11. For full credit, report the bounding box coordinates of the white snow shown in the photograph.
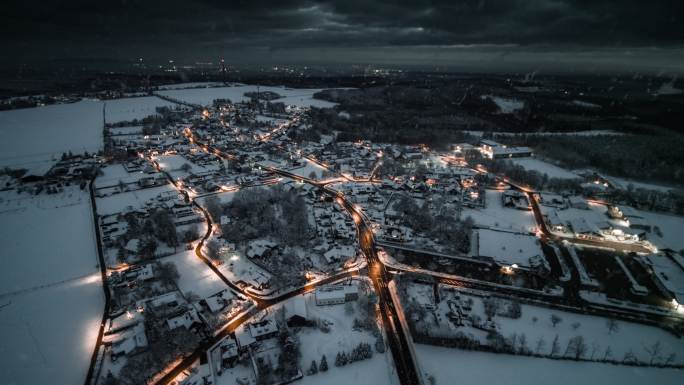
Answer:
[510,158,580,179]
[416,345,682,385]
[0,187,104,385]
[481,95,525,114]
[157,84,336,108]
[103,96,178,123]
[0,96,179,170]
[161,249,228,299]
[95,184,178,216]
[461,190,536,233]
[0,100,103,169]
[476,229,543,268]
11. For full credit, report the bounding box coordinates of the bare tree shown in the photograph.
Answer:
[603,346,613,362]
[590,341,600,360]
[664,352,677,366]
[623,349,638,364]
[606,319,619,334]
[550,334,560,356]
[644,341,663,365]
[565,336,587,360]
[535,336,546,355]
[550,314,562,328]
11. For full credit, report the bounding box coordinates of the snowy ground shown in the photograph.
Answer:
[287,159,329,180]
[510,158,580,179]
[0,187,104,385]
[160,249,227,299]
[609,176,682,194]
[215,286,397,385]
[94,164,150,188]
[416,345,683,385]
[638,210,684,252]
[95,184,178,216]
[476,229,543,267]
[461,190,536,233]
[103,96,179,123]
[157,84,336,108]
[429,287,684,365]
[0,96,179,171]
[481,95,524,113]
[0,100,103,170]
[288,292,396,385]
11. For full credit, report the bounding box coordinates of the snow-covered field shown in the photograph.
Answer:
[416,345,682,385]
[461,190,536,233]
[157,84,336,108]
[161,249,227,299]
[638,210,684,252]
[481,95,524,113]
[0,187,104,385]
[510,158,580,179]
[0,100,103,170]
[291,292,396,385]
[95,184,178,216]
[426,288,684,366]
[287,159,329,180]
[476,229,543,267]
[103,96,178,123]
[0,96,180,171]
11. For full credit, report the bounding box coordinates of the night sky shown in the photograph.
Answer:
[3,0,684,72]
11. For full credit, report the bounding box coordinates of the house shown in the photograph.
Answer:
[283,296,308,327]
[219,337,239,369]
[479,139,533,159]
[166,308,202,330]
[236,318,279,350]
[111,324,148,359]
[638,254,684,305]
[567,196,589,210]
[323,244,355,264]
[315,284,359,306]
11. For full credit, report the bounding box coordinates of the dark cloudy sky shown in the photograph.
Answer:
[3,0,684,73]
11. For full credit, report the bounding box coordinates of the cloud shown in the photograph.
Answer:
[1,0,683,65]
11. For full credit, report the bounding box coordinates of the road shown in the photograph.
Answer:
[184,131,423,385]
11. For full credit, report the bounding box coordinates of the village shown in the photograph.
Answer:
[2,82,684,385]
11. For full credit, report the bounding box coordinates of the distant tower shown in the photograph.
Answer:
[220,57,228,84]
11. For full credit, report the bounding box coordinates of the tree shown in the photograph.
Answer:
[206,239,221,261]
[204,195,223,222]
[182,225,199,243]
[550,334,560,356]
[335,352,348,367]
[518,333,529,355]
[535,336,546,355]
[603,346,613,362]
[550,314,562,328]
[623,349,638,364]
[606,319,619,335]
[664,352,677,366]
[319,355,328,372]
[345,301,355,316]
[137,236,157,259]
[644,340,663,365]
[180,163,192,173]
[571,322,581,331]
[308,360,318,375]
[483,297,499,319]
[565,336,587,360]
[151,209,178,250]
[375,334,386,353]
